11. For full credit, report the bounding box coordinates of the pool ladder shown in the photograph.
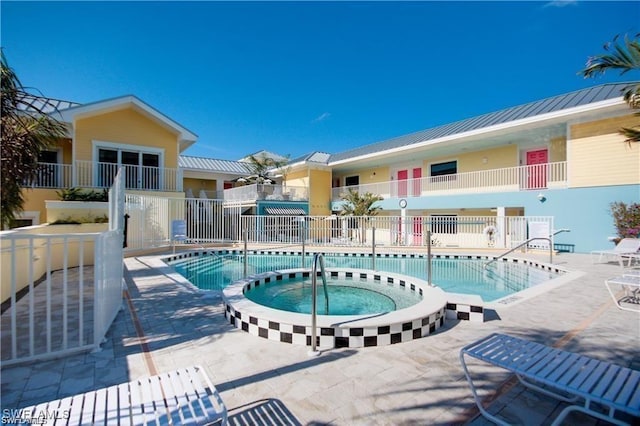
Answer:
[309,253,329,356]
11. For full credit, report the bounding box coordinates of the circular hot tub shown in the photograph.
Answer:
[222,268,448,348]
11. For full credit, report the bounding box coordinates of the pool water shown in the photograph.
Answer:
[244,277,422,315]
[170,253,559,302]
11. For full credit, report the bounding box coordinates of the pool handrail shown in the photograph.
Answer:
[484,229,570,268]
[310,253,329,355]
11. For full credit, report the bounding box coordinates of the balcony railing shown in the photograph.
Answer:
[223,184,309,202]
[25,161,181,192]
[331,162,567,201]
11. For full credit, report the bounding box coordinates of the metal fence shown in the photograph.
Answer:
[239,215,554,249]
[0,171,125,366]
[121,193,554,251]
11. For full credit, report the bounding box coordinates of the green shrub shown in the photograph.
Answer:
[50,214,109,225]
[56,188,108,202]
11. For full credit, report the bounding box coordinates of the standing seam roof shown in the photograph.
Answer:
[328,82,634,163]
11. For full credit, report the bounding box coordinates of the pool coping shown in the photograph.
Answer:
[222,268,449,348]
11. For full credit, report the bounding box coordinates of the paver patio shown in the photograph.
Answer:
[1,249,638,425]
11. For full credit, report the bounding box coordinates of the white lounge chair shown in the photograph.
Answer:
[16,365,227,425]
[605,274,640,312]
[591,238,640,267]
[460,333,640,426]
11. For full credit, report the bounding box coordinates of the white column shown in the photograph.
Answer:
[497,206,506,249]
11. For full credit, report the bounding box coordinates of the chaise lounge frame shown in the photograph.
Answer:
[460,333,640,426]
[17,365,227,425]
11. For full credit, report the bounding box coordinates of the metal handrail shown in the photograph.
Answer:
[309,253,329,355]
[485,229,570,268]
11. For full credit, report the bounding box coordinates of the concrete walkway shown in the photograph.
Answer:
[1,250,638,425]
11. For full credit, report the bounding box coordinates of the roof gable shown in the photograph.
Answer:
[58,95,197,150]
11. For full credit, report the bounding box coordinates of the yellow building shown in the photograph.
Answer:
[15,83,639,252]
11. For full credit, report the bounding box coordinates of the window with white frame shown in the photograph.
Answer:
[93,141,164,190]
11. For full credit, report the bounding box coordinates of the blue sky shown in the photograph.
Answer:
[2,1,638,161]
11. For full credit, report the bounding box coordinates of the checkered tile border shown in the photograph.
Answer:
[223,271,446,348]
[165,250,565,274]
[446,302,484,322]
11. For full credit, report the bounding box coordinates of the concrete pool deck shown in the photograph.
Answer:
[1,249,639,425]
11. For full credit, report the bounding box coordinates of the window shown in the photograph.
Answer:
[7,211,40,229]
[430,215,457,234]
[94,142,163,190]
[34,150,60,187]
[430,161,457,178]
[345,175,359,187]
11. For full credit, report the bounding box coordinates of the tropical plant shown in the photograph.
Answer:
[610,201,640,239]
[57,187,109,202]
[339,188,383,243]
[339,188,384,216]
[242,152,290,184]
[580,33,640,144]
[1,50,67,228]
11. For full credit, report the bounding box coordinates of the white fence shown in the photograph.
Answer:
[0,231,123,366]
[1,171,125,366]
[120,193,555,251]
[124,195,243,250]
[239,215,554,249]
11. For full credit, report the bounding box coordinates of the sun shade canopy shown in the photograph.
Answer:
[264,207,307,215]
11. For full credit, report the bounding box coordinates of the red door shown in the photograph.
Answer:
[398,170,408,197]
[412,167,422,196]
[526,149,548,189]
[412,217,423,245]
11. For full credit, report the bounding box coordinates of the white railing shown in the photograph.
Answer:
[0,230,123,366]
[124,195,243,250]
[331,162,567,200]
[119,195,554,252]
[239,215,554,249]
[26,161,181,192]
[223,184,309,202]
[1,170,124,366]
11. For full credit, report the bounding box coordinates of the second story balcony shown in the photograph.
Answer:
[331,162,568,201]
[25,160,182,192]
[223,184,309,202]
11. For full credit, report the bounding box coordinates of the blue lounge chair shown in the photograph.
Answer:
[460,333,640,425]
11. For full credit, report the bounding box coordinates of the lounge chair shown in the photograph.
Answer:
[591,238,640,267]
[605,274,640,312]
[15,365,227,425]
[460,333,640,426]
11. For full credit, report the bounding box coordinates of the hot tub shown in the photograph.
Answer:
[222,268,448,348]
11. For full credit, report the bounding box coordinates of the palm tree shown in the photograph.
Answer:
[242,152,289,184]
[580,33,640,144]
[1,50,67,228]
[339,188,383,243]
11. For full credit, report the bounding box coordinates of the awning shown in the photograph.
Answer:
[264,207,307,215]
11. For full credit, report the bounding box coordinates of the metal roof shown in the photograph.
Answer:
[289,151,332,164]
[179,155,251,174]
[328,82,636,163]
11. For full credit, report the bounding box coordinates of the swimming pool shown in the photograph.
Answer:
[168,250,563,302]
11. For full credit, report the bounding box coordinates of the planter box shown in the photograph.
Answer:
[45,200,109,224]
